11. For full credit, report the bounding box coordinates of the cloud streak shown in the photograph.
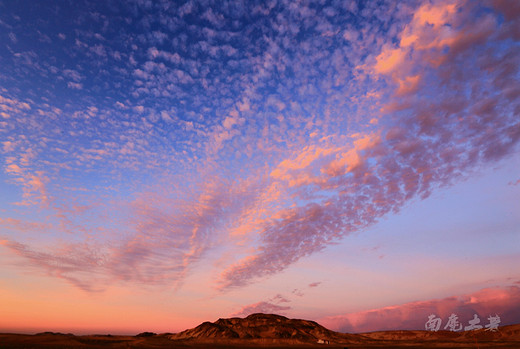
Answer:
[320,285,520,333]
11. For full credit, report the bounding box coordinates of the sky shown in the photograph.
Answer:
[0,0,519,335]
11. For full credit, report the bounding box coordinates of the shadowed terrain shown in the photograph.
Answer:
[1,313,519,348]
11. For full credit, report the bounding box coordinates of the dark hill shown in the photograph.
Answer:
[169,313,365,344]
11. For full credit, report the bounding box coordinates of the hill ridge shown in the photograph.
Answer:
[169,313,364,344]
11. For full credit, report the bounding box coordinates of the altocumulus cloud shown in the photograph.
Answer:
[0,0,518,293]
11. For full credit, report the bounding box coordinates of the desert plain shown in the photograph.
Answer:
[1,313,519,348]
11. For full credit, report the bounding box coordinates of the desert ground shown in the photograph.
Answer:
[1,314,519,348]
[1,332,520,349]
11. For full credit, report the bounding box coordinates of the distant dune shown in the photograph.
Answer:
[1,313,520,348]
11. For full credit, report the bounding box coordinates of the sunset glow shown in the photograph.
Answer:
[1,0,519,335]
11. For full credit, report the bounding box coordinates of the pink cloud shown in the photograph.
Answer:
[216,0,520,290]
[269,294,291,304]
[0,217,52,234]
[231,301,291,318]
[0,94,31,114]
[0,239,106,293]
[509,179,520,186]
[374,46,406,74]
[320,286,520,333]
[4,155,50,207]
[0,167,272,292]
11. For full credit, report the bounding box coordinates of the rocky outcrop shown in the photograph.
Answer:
[169,313,364,344]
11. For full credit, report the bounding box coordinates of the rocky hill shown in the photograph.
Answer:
[169,313,364,344]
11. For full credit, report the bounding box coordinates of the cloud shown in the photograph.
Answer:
[0,239,107,293]
[0,217,52,234]
[269,294,291,304]
[374,46,406,74]
[67,82,83,90]
[509,179,520,186]
[1,188,217,291]
[0,94,31,115]
[62,69,83,82]
[231,301,291,317]
[8,32,17,43]
[4,152,50,207]
[216,0,520,289]
[178,1,194,17]
[147,47,181,64]
[0,168,265,292]
[292,289,304,297]
[0,0,518,297]
[89,44,106,57]
[320,286,520,333]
